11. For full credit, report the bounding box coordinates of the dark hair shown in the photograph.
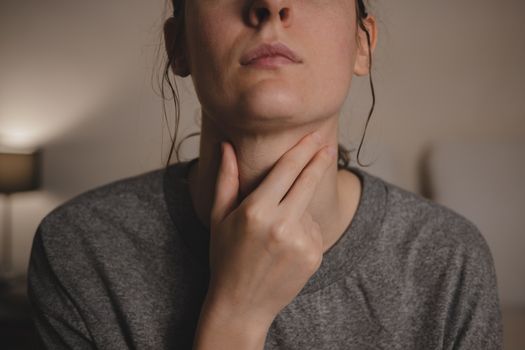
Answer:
[160,0,375,170]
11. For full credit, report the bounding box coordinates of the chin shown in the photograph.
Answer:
[237,84,305,122]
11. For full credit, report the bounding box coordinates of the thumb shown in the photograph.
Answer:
[210,142,239,229]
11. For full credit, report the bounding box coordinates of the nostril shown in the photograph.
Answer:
[279,8,289,21]
[256,8,269,22]
[248,6,291,26]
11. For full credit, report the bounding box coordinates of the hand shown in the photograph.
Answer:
[204,132,337,326]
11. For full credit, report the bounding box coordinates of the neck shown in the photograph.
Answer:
[187,110,361,253]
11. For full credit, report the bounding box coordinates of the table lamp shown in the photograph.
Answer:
[0,150,41,286]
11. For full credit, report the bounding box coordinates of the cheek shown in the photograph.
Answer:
[186,12,223,77]
[186,11,239,107]
[303,19,356,116]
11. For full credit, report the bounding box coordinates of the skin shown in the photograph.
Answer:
[164,1,378,345]
[165,0,378,254]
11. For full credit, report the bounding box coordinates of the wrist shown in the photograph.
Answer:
[201,292,275,331]
[193,297,273,350]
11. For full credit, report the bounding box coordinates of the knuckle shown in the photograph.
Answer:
[241,202,265,225]
[267,220,289,244]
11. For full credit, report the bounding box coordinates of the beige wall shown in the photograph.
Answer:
[0,0,524,304]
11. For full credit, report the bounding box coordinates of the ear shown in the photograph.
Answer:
[353,15,378,77]
[164,16,191,77]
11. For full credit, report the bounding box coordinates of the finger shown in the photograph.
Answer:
[210,142,240,228]
[248,131,326,207]
[279,145,336,218]
[302,212,323,250]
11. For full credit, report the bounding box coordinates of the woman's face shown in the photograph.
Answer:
[174,0,372,132]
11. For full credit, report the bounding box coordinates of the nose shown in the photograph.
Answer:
[247,0,293,28]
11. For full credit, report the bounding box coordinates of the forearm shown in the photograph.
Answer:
[192,296,273,350]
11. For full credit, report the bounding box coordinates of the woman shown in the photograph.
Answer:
[27,0,503,349]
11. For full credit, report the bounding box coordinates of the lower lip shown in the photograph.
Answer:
[243,56,296,69]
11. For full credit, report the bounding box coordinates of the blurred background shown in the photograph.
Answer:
[0,0,524,348]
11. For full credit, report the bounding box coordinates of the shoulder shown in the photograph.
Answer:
[356,170,503,348]
[35,167,168,254]
[387,176,488,252]
[358,170,495,274]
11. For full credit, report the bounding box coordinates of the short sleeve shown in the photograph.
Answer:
[27,224,95,349]
[445,224,503,350]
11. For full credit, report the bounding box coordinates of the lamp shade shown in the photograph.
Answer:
[0,151,41,194]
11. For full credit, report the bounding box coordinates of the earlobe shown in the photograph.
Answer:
[353,15,378,77]
[164,17,191,77]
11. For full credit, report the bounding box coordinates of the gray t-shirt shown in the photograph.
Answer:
[27,158,503,349]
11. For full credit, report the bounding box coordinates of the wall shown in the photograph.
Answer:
[0,0,524,306]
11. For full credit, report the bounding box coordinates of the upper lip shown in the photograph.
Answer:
[240,42,302,65]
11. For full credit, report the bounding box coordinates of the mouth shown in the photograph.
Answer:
[240,42,303,68]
